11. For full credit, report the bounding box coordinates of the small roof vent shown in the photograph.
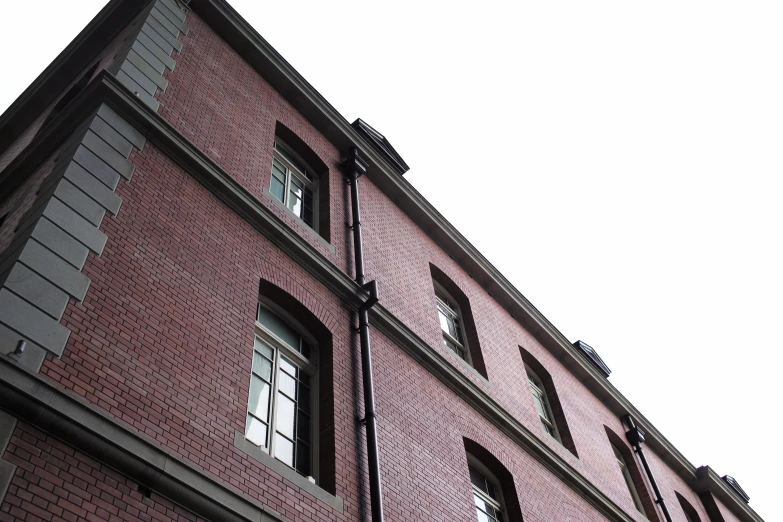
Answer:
[722,475,750,503]
[351,118,409,175]
[573,340,611,378]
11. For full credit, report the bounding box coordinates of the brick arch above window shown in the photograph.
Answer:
[271,122,331,242]
[429,263,487,378]
[518,347,578,457]
[463,437,525,522]
[605,426,661,521]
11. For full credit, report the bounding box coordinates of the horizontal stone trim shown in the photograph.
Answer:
[98,103,147,150]
[141,23,176,55]
[18,239,91,301]
[136,31,177,71]
[131,40,168,75]
[117,70,161,111]
[233,431,344,513]
[0,325,46,372]
[73,145,122,190]
[0,357,293,522]
[159,0,187,23]
[0,288,70,356]
[43,197,108,255]
[89,114,134,157]
[153,2,188,34]
[126,49,169,91]
[2,263,70,320]
[54,178,107,227]
[150,6,182,39]
[120,60,159,96]
[144,17,183,52]
[63,162,123,215]
[30,217,91,270]
[82,129,135,179]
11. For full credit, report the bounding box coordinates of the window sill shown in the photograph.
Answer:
[233,431,344,513]
[450,350,491,386]
[262,188,335,253]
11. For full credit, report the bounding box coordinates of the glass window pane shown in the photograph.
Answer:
[298,383,311,413]
[257,307,300,351]
[302,205,314,228]
[245,415,268,447]
[248,376,270,421]
[438,309,452,333]
[280,357,298,377]
[290,176,304,196]
[297,410,311,443]
[270,177,285,202]
[252,351,273,381]
[279,371,297,399]
[288,193,303,217]
[296,441,311,476]
[274,433,294,467]
[276,394,296,439]
[469,467,487,492]
[254,336,274,359]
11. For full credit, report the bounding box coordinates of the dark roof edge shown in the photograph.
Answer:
[0,0,147,156]
[695,467,763,522]
[185,2,761,520]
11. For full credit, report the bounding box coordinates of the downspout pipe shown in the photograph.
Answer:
[623,415,673,522]
[342,147,385,522]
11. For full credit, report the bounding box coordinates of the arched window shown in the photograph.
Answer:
[676,492,702,522]
[605,427,659,521]
[269,122,330,240]
[430,264,487,377]
[464,439,524,522]
[519,347,578,456]
[246,300,318,478]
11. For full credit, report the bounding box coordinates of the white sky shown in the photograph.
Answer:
[1,1,779,519]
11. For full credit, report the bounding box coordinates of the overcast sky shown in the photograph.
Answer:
[1,1,779,519]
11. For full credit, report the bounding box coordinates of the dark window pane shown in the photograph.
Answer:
[270,177,285,202]
[297,410,311,443]
[296,441,311,476]
[257,307,300,350]
[298,384,311,413]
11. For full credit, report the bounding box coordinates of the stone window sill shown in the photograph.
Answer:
[233,431,343,513]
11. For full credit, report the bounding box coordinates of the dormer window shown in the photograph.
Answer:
[270,140,317,230]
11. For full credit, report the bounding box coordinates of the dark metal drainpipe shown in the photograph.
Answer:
[623,415,673,522]
[342,147,385,522]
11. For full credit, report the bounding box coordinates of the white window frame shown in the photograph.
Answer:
[434,282,471,364]
[270,140,319,231]
[613,444,646,515]
[467,455,507,522]
[526,366,561,442]
[245,300,320,482]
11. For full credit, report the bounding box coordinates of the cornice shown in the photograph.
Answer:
[98,75,637,521]
[183,2,760,521]
[0,0,150,158]
[0,1,763,515]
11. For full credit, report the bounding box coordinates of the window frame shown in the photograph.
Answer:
[467,455,507,522]
[434,281,471,364]
[612,444,646,515]
[270,140,319,232]
[245,300,320,482]
[525,365,561,442]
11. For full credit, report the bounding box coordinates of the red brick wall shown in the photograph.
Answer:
[14,8,747,522]
[155,13,349,271]
[0,422,204,522]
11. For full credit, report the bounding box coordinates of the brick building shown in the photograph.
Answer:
[0,1,765,522]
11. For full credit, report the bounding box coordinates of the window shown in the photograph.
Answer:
[469,460,506,522]
[612,443,646,515]
[430,264,488,377]
[270,140,317,230]
[526,366,559,440]
[245,303,317,478]
[676,492,702,522]
[435,283,469,362]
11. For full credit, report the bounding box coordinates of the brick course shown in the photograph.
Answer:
[0,5,751,522]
